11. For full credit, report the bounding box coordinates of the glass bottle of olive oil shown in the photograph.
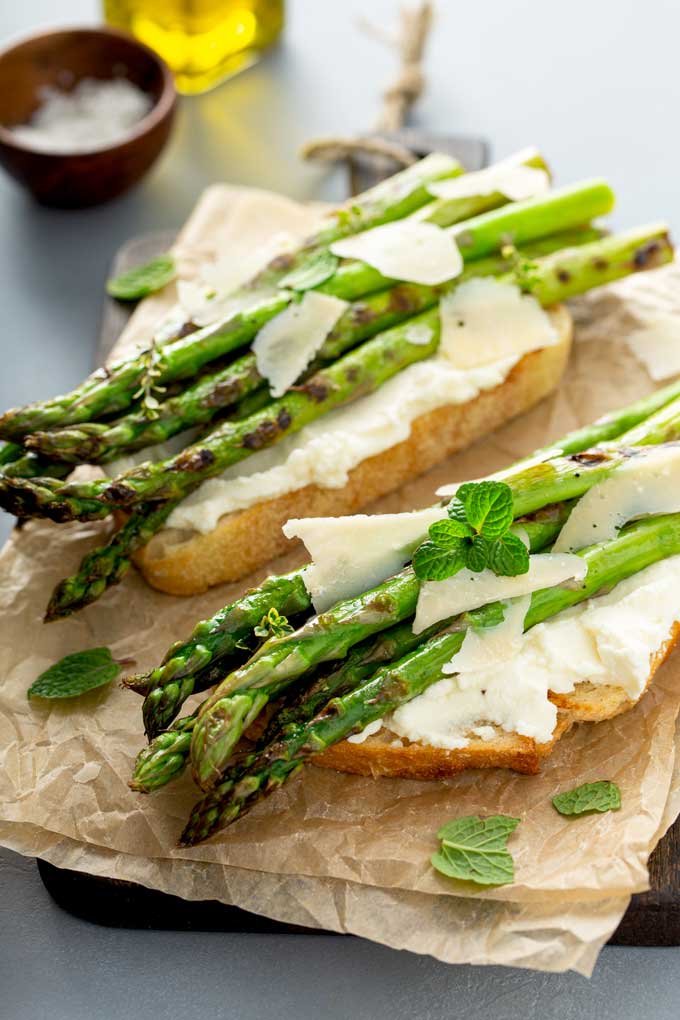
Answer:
[104,0,284,94]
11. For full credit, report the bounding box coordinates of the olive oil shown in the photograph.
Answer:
[104,0,284,94]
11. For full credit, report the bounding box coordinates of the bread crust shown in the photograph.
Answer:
[134,305,572,595]
[312,621,680,779]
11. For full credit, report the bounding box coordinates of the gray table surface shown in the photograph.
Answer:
[1,0,679,1015]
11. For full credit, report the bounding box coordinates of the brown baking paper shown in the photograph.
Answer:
[2,186,680,973]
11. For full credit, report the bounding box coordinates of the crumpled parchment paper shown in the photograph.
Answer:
[1,186,679,975]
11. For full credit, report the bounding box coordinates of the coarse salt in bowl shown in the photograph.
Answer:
[0,26,176,207]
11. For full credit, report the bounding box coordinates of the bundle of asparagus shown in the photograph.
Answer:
[0,149,672,623]
[125,385,680,845]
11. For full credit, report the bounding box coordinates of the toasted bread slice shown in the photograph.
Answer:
[312,621,680,779]
[133,305,572,596]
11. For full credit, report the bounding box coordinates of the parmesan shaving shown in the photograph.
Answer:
[283,507,446,612]
[439,277,559,370]
[252,292,348,398]
[553,446,680,553]
[624,315,680,381]
[176,282,266,331]
[441,595,531,674]
[413,553,587,635]
[330,221,463,286]
[176,232,295,327]
[427,163,549,203]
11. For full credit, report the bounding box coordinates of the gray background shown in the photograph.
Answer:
[1,0,679,1016]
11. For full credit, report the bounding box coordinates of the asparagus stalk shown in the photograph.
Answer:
[135,570,312,735]
[0,173,607,443]
[0,442,22,466]
[27,228,601,467]
[180,512,680,844]
[43,501,178,622]
[130,712,197,793]
[47,223,670,516]
[188,395,680,791]
[27,356,266,465]
[0,440,68,479]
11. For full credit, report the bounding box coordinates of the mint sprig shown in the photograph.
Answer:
[552,780,621,817]
[432,814,520,886]
[413,480,529,582]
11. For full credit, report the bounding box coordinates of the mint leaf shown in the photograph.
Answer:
[413,540,466,581]
[457,481,514,538]
[446,494,469,526]
[429,518,474,546]
[432,815,520,886]
[28,648,123,700]
[107,255,176,301]
[464,535,490,572]
[488,532,530,576]
[280,250,339,291]
[552,781,621,817]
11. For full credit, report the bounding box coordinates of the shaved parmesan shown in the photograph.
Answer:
[413,553,586,634]
[553,446,680,553]
[439,277,558,370]
[176,231,295,327]
[427,163,549,203]
[441,595,531,675]
[330,221,463,286]
[625,315,680,381]
[253,291,348,398]
[176,281,264,330]
[283,507,446,612]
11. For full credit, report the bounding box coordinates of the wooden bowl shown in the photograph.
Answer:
[0,27,176,207]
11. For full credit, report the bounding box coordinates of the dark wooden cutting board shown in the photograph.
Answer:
[38,151,680,946]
